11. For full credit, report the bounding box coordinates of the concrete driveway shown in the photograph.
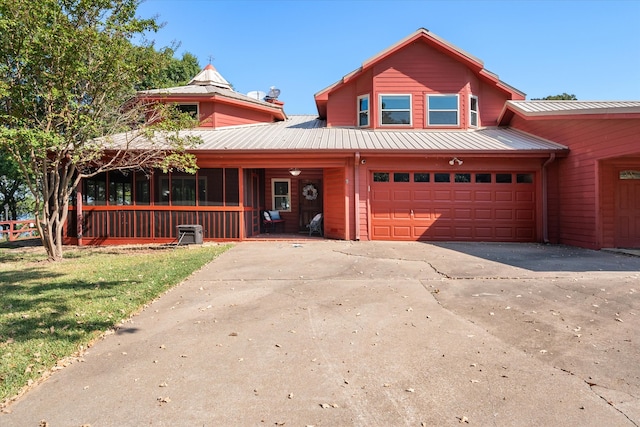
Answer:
[2,241,639,426]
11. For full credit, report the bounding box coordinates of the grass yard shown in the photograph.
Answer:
[0,243,231,406]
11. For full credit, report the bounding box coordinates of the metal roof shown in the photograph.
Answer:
[188,64,231,89]
[507,100,640,115]
[107,115,565,153]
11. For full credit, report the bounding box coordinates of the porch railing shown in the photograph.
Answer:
[66,207,241,242]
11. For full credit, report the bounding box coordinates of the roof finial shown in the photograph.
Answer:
[208,54,215,65]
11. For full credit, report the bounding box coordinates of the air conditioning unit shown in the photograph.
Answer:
[177,224,203,245]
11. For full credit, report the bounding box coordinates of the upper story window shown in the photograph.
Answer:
[357,94,370,127]
[427,94,459,126]
[379,94,412,126]
[177,103,199,118]
[469,95,479,127]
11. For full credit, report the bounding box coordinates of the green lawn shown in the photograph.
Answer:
[0,243,231,406]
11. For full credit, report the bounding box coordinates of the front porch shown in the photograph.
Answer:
[65,164,343,245]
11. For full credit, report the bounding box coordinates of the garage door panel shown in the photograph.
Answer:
[454,190,472,201]
[454,208,472,219]
[372,190,391,201]
[475,191,492,201]
[393,226,411,237]
[393,190,411,201]
[495,191,513,202]
[495,209,513,220]
[413,209,432,219]
[393,209,411,219]
[373,225,391,238]
[414,190,431,201]
[516,191,535,202]
[475,209,492,220]
[454,227,473,238]
[434,190,451,200]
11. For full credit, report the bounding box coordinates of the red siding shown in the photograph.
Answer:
[511,116,640,249]
[325,40,514,130]
[212,103,275,128]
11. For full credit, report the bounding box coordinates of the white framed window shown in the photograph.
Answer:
[177,103,199,118]
[357,94,370,127]
[427,94,459,126]
[271,178,291,211]
[469,95,479,127]
[379,94,412,126]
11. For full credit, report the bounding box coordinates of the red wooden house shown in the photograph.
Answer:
[66,28,640,249]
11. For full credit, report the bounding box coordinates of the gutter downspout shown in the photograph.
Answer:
[354,152,361,241]
[542,153,556,244]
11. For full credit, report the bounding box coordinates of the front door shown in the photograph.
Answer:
[299,180,322,231]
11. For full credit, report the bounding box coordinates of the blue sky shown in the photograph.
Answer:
[137,0,640,114]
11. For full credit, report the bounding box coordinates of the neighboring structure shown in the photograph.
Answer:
[66,28,640,249]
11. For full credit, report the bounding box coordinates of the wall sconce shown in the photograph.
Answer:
[448,157,463,166]
[289,168,302,176]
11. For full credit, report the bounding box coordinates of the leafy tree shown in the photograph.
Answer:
[137,49,202,90]
[0,152,33,220]
[531,93,578,100]
[0,0,199,260]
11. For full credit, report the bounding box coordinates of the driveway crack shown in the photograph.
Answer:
[558,367,639,426]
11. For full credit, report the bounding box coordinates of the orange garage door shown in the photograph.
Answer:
[370,171,536,241]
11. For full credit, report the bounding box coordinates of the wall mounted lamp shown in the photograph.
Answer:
[448,157,463,166]
[289,168,302,176]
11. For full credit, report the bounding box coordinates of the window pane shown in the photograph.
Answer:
[172,175,196,206]
[475,173,491,183]
[516,173,534,183]
[470,97,478,111]
[373,173,389,182]
[381,96,410,109]
[496,173,512,183]
[155,174,169,205]
[359,97,368,111]
[435,173,450,183]
[135,173,150,205]
[429,95,458,109]
[620,170,640,180]
[225,168,239,206]
[394,172,410,182]
[429,111,458,125]
[177,104,198,117]
[414,173,430,182]
[84,173,107,205]
[455,173,471,183]
[382,111,410,124]
[359,112,369,126]
[109,171,132,205]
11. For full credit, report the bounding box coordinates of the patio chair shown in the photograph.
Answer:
[307,213,323,236]
[262,210,285,233]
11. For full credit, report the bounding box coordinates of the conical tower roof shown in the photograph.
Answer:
[188,64,232,90]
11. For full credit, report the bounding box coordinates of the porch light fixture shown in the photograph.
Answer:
[289,168,302,176]
[449,157,463,166]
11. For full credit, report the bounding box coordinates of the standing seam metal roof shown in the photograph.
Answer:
[181,115,567,152]
[102,115,567,152]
